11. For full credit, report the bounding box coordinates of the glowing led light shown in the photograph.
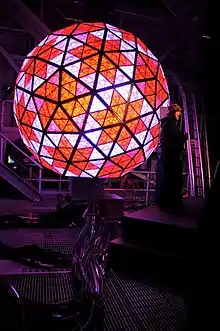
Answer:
[14,22,169,178]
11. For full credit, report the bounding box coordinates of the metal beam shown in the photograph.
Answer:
[0,26,27,33]
[0,44,20,73]
[116,4,200,65]
[9,54,25,61]
[158,7,199,63]
[55,7,82,22]
[115,9,173,28]
[161,0,177,18]
[159,42,178,63]
[1,0,51,43]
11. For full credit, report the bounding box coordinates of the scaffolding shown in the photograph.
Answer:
[108,71,210,208]
[0,71,210,203]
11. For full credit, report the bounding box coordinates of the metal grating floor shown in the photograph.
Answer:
[104,271,185,331]
[0,228,80,255]
[0,229,186,330]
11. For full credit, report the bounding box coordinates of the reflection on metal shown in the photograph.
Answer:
[5,283,25,326]
[0,44,20,73]
[201,97,211,188]
[214,161,220,180]
[191,94,205,197]
[161,0,177,17]
[72,202,109,299]
[2,0,51,42]
[179,84,195,196]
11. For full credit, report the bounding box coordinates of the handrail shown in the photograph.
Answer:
[0,131,43,169]
[130,170,188,175]
[7,153,38,175]
[131,170,156,174]
[0,161,41,196]
[27,178,69,182]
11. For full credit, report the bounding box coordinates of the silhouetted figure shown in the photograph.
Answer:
[156,104,188,214]
[56,193,77,226]
[56,194,67,213]
[65,193,72,204]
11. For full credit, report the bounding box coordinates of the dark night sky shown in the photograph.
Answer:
[100,1,218,167]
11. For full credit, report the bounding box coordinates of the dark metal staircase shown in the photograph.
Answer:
[0,162,41,201]
[0,132,42,201]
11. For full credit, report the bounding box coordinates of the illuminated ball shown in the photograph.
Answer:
[14,22,169,178]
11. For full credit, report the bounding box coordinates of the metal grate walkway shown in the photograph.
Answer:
[0,228,186,330]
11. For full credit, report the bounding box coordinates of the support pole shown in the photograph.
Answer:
[2,0,51,42]
[179,84,195,196]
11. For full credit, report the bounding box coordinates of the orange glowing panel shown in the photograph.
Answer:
[14,22,170,177]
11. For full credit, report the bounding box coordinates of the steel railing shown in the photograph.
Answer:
[0,131,43,194]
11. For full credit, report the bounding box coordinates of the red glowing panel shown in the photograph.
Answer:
[14,22,169,178]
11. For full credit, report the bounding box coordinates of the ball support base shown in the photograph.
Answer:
[71,177,104,205]
[71,177,124,220]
